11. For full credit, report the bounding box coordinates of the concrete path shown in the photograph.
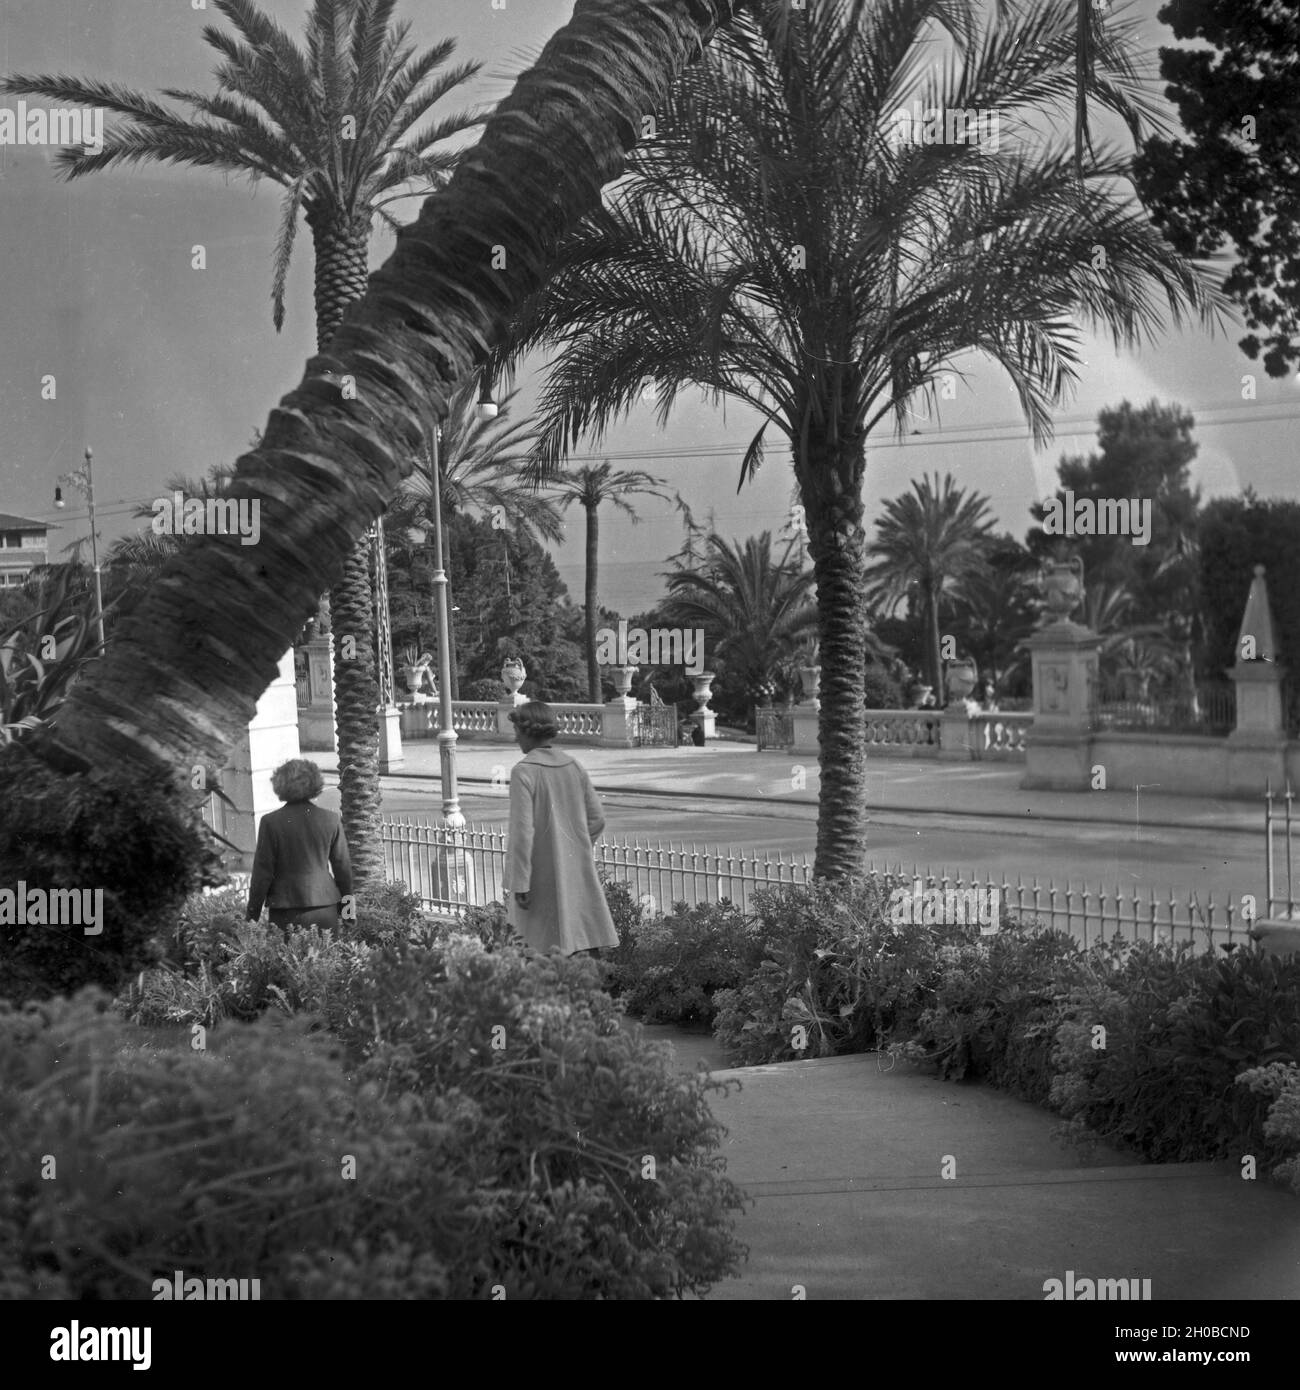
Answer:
[621,1020,1300,1301]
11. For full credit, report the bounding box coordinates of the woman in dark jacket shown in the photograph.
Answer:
[246,759,353,929]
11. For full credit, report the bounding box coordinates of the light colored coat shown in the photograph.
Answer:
[503,746,618,954]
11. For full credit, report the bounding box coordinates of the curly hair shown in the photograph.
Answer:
[508,701,559,740]
[270,758,325,803]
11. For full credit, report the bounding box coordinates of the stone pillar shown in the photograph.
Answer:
[220,647,301,872]
[1227,564,1287,795]
[1020,619,1102,791]
[378,704,404,774]
[691,670,717,739]
[297,635,337,752]
[601,696,638,747]
[938,706,977,761]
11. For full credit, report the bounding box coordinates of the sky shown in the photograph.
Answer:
[0,0,1296,615]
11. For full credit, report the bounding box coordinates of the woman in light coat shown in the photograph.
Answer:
[503,702,619,955]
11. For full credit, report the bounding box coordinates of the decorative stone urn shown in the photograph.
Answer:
[1041,556,1085,624]
[798,665,822,708]
[611,664,637,698]
[501,657,527,698]
[691,670,717,738]
[945,658,978,704]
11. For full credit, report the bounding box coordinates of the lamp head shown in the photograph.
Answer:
[475,397,498,422]
[54,486,66,509]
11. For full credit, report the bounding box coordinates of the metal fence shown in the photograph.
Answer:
[756,707,793,750]
[381,816,1249,951]
[1091,680,1236,735]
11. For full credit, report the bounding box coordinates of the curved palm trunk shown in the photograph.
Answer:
[310,205,385,885]
[800,431,870,882]
[584,500,601,704]
[13,0,742,828]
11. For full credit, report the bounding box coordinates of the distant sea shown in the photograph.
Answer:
[553,560,669,618]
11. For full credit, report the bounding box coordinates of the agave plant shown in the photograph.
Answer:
[0,568,107,745]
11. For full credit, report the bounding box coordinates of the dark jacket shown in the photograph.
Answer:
[246,801,353,920]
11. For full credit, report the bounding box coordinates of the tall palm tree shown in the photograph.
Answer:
[0,0,1142,977]
[386,379,563,698]
[864,474,997,699]
[661,531,817,698]
[546,462,680,704]
[3,0,483,883]
[498,0,1222,879]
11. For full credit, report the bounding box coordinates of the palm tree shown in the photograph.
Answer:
[0,0,1152,977]
[498,0,1222,878]
[3,0,483,883]
[386,379,563,697]
[546,462,680,704]
[864,475,997,700]
[661,531,817,702]
[947,534,1039,698]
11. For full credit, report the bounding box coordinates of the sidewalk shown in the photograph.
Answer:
[315,738,1268,836]
[622,1020,1300,1300]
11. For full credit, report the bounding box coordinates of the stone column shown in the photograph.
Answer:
[298,635,338,752]
[601,695,638,747]
[1020,621,1102,791]
[219,647,301,872]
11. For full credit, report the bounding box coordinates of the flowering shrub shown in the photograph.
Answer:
[1236,1061,1300,1194]
[328,934,750,1297]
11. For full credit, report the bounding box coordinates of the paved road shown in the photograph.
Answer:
[320,777,1267,917]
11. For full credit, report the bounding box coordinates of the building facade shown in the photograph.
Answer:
[0,513,51,589]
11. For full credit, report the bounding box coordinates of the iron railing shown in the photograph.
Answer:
[380,816,1248,950]
[756,707,794,750]
[1091,680,1236,735]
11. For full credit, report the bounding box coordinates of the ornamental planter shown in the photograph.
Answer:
[1042,556,1084,623]
[945,658,977,703]
[501,658,527,698]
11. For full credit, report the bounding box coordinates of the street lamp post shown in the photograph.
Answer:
[428,420,464,829]
[53,446,106,648]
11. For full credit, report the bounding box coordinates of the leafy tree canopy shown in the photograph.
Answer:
[1135,0,1300,375]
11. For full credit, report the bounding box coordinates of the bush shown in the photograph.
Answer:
[119,880,425,1029]
[1048,941,1300,1168]
[0,747,221,1005]
[606,899,752,1026]
[1236,1062,1300,1194]
[712,878,944,1065]
[0,989,480,1299]
[328,934,750,1297]
[903,923,1084,1094]
[863,667,904,709]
